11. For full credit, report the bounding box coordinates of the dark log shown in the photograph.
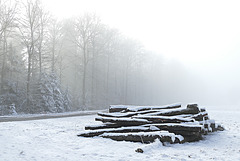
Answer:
[145,105,200,117]
[78,126,157,137]
[95,117,151,126]
[133,115,195,123]
[100,131,183,144]
[98,110,164,118]
[163,112,208,121]
[183,133,203,142]
[80,103,223,144]
[98,111,138,118]
[191,112,208,121]
[187,103,200,111]
[109,105,128,113]
[85,123,122,130]
[143,123,202,132]
[109,103,181,113]
[142,123,202,142]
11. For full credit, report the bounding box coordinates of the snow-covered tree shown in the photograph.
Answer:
[30,72,70,113]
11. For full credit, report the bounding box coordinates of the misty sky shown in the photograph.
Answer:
[43,0,240,105]
[43,0,240,62]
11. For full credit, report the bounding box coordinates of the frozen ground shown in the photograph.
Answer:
[0,106,239,161]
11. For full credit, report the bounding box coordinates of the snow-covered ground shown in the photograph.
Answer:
[0,106,239,161]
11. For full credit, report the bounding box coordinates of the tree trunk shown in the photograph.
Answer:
[39,47,42,77]
[52,40,55,73]
[26,49,32,110]
[91,43,95,106]
[82,45,87,109]
[0,32,6,93]
[124,59,129,104]
[106,54,110,105]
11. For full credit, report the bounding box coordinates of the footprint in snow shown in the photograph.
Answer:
[19,151,25,155]
[161,154,169,158]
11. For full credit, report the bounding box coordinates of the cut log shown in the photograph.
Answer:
[85,123,122,130]
[98,111,138,118]
[78,126,159,137]
[79,103,223,144]
[145,105,200,116]
[182,133,203,142]
[143,123,202,132]
[157,111,208,121]
[109,103,181,113]
[109,105,129,113]
[142,123,203,142]
[95,117,151,126]
[98,110,164,118]
[100,131,184,144]
[133,115,195,123]
[191,112,208,121]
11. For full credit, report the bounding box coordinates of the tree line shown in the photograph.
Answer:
[0,0,197,115]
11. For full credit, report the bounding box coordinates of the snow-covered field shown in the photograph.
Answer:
[0,106,239,161]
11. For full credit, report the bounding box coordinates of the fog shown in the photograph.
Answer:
[43,0,240,106]
[0,0,240,114]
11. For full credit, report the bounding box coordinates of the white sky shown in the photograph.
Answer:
[42,0,240,65]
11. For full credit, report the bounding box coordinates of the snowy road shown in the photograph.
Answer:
[0,106,239,161]
[0,110,107,122]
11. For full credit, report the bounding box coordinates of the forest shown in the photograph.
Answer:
[0,0,200,115]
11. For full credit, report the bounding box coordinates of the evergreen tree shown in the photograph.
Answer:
[31,72,70,113]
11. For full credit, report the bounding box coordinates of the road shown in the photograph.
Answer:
[0,110,107,122]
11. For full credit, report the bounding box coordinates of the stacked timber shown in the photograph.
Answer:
[78,103,224,144]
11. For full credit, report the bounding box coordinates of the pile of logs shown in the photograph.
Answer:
[78,103,224,144]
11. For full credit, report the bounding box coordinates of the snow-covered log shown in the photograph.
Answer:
[145,104,200,116]
[95,117,151,125]
[98,110,163,118]
[85,123,122,130]
[143,123,202,132]
[142,123,202,142]
[109,103,181,113]
[79,103,224,145]
[79,126,159,137]
[100,131,184,144]
[132,115,195,123]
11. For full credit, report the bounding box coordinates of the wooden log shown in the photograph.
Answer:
[98,110,164,118]
[78,126,158,137]
[85,123,122,130]
[183,133,203,142]
[191,112,208,121]
[142,123,203,142]
[109,105,128,113]
[145,104,200,117]
[81,103,223,144]
[100,131,184,144]
[133,115,195,123]
[143,123,202,132]
[109,103,181,113]
[98,111,138,118]
[95,117,151,126]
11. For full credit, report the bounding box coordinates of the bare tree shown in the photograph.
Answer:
[119,39,143,104]
[47,18,63,73]
[18,0,47,110]
[0,0,18,93]
[73,13,101,108]
[36,2,49,77]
